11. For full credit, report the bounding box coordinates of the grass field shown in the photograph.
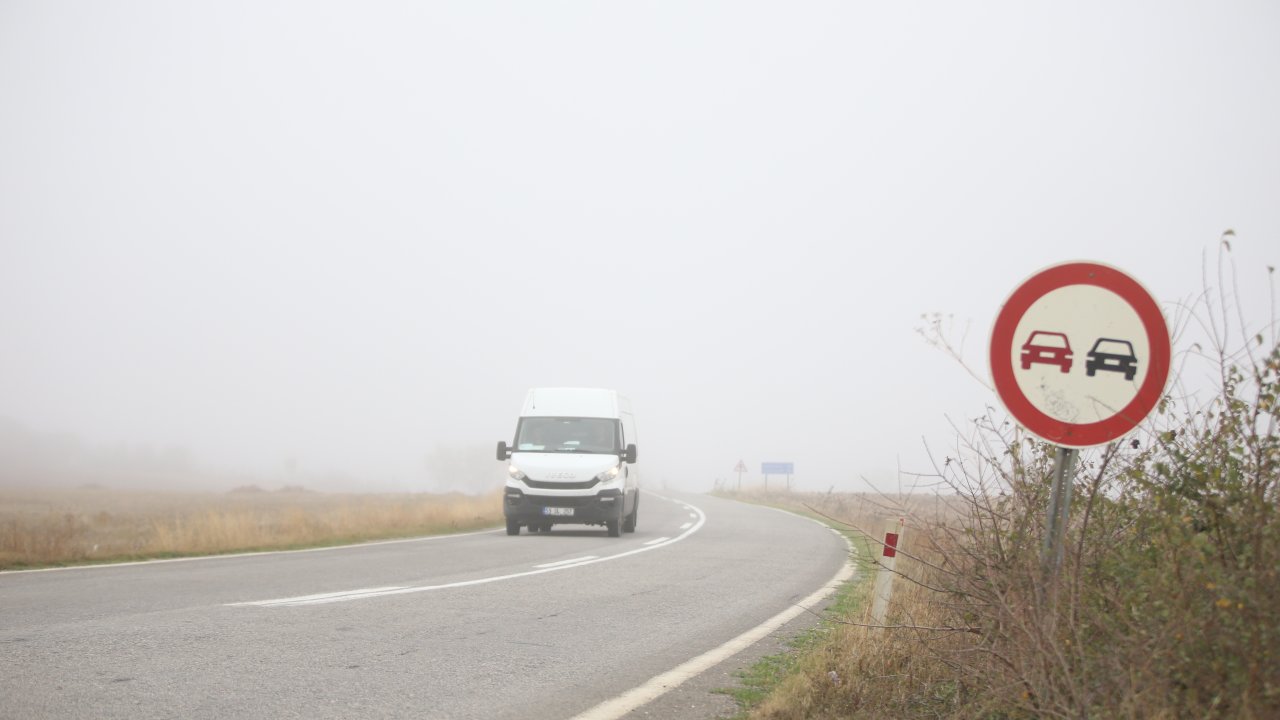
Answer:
[711,488,938,719]
[0,486,503,570]
[715,340,1280,720]
[712,496,878,720]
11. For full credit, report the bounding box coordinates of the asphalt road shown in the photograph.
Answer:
[1,492,850,720]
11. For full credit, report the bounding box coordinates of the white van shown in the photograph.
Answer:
[496,388,639,537]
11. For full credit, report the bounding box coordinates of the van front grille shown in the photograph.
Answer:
[525,478,600,490]
[528,495,598,508]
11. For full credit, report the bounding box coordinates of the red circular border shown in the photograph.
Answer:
[989,262,1171,447]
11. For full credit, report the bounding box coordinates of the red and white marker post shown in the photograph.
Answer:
[870,517,905,627]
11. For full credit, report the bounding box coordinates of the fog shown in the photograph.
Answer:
[2,2,1277,494]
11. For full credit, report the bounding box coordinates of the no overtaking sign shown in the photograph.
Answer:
[989,261,1171,448]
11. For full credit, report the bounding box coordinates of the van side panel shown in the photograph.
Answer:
[620,411,637,447]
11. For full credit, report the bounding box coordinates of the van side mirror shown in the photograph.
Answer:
[624,443,637,464]
[496,441,510,461]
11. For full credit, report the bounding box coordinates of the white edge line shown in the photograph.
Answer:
[641,537,669,546]
[231,493,706,607]
[0,527,500,575]
[567,505,857,720]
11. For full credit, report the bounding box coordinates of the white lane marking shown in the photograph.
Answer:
[535,556,598,569]
[688,513,697,519]
[568,507,857,720]
[642,537,669,546]
[679,522,692,530]
[230,493,706,608]
[0,528,500,575]
[253,585,410,604]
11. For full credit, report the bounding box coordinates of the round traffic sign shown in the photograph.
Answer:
[989,261,1171,448]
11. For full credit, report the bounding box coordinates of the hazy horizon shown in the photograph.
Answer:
[3,2,1277,495]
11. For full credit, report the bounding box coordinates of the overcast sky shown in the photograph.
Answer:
[2,1,1277,493]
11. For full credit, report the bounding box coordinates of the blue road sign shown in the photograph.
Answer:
[761,462,794,475]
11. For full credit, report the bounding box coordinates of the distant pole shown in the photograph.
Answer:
[786,473,791,491]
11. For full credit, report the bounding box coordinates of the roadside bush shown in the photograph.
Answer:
[746,250,1278,719]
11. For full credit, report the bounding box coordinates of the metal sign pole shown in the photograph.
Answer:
[1040,446,1078,584]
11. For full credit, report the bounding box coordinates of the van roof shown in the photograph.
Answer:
[522,387,628,418]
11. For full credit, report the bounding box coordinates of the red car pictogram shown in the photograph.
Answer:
[1020,331,1073,373]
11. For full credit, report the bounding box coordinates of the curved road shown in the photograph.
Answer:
[1,492,850,719]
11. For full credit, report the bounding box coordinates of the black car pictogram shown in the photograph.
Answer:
[1020,331,1073,373]
[1086,338,1138,380]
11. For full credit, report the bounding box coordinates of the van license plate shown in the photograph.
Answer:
[542,507,574,516]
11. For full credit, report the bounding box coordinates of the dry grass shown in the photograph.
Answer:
[722,399,1278,720]
[747,561,959,720]
[727,441,1279,720]
[719,249,1280,718]
[0,486,503,569]
[714,489,965,718]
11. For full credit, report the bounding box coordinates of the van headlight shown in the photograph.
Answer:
[595,464,621,483]
[508,465,527,482]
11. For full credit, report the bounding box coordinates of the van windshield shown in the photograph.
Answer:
[514,417,620,454]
